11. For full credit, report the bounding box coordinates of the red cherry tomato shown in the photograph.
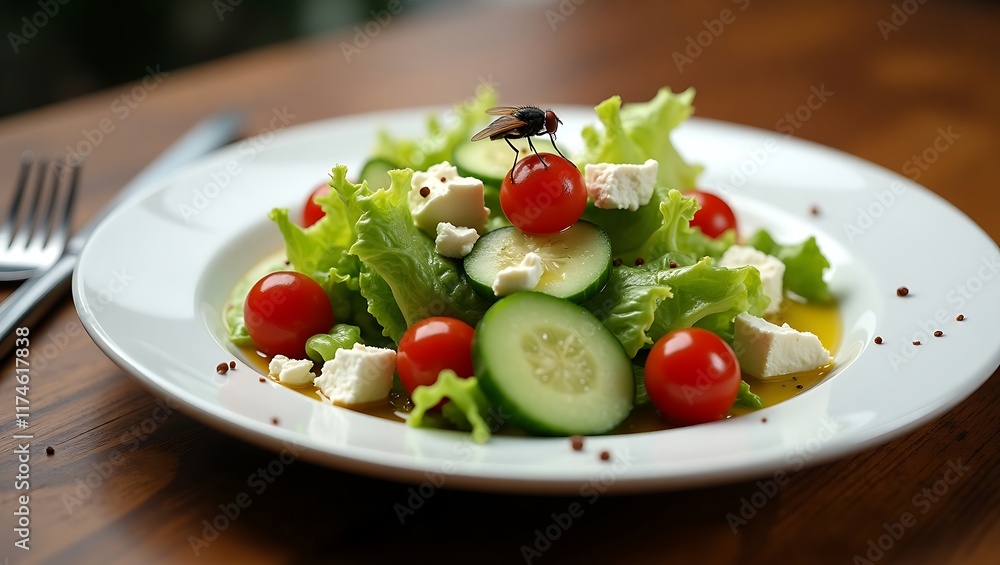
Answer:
[396,317,475,395]
[302,182,330,227]
[644,327,742,425]
[688,190,737,239]
[500,153,587,234]
[244,271,334,358]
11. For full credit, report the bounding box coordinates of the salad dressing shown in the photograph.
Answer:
[236,291,841,435]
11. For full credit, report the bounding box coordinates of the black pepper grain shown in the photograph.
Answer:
[957,314,965,321]
[913,340,921,346]
[271,417,280,425]
[934,330,943,337]
[419,186,430,198]
[46,446,54,456]
[761,418,768,423]
[810,206,820,216]
[796,384,803,389]
[599,450,611,462]
[897,286,909,297]
[669,261,678,268]
[612,258,623,267]
[440,177,447,183]
[229,361,237,370]
[259,377,266,383]
[874,336,883,344]
[634,257,645,266]
[216,363,229,375]
[570,435,584,451]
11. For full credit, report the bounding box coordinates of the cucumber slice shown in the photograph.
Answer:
[359,159,395,190]
[474,292,634,435]
[463,222,612,303]
[454,138,557,188]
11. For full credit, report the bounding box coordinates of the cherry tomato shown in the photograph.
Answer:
[396,317,475,395]
[688,190,737,239]
[500,153,587,234]
[644,327,741,425]
[302,182,330,227]
[244,271,334,358]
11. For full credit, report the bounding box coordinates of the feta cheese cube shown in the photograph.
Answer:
[409,162,490,236]
[435,222,480,259]
[492,252,544,297]
[267,355,316,386]
[583,159,659,211]
[313,343,396,406]
[718,245,786,315]
[733,313,833,379]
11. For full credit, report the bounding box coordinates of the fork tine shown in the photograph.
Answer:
[31,158,64,249]
[0,152,35,247]
[10,155,48,251]
[45,160,79,251]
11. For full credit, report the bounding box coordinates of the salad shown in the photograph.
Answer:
[225,86,837,443]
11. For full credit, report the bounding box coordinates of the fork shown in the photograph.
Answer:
[0,152,79,281]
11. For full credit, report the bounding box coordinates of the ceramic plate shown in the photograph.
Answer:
[74,106,1000,493]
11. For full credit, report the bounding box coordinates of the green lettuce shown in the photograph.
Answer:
[407,371,492,444]
[305,324,362,364]
[578,87,702,191]
[588,188,733,266]
[734,380,764,409]
[747,230,832,303]
[371,86,496,171]
[332,168,491,343]
[587,256,768,356]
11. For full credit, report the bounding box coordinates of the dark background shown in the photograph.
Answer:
[0,0,472,118]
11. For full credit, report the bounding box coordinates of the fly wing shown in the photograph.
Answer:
[471,115,527,141]
[485,106,522,116]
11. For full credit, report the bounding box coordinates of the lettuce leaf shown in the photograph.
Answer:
[334,168,491,343]
[578,87,702,191]
[587,256,768,355]
[371,86,497,171]
[734,380,764,409]
[305,324,362,364]
[747,230,832,303]
[407,371,492,444]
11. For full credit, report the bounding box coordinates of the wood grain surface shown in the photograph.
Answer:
[1,0,998,563]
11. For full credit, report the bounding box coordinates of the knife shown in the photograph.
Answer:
[0,110,243,356]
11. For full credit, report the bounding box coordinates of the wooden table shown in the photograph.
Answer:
[2,0,998,562]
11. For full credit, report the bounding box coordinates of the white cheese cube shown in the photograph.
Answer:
[718,245,786,315]
[434,222,480,259]
[409,162,490,236]
[492,252,544,297]
[583,159,659,211]
[733,313,833,379]
[313,343,396,406]
[267,355,316,386]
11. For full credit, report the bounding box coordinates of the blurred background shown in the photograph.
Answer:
[0,0,513,117]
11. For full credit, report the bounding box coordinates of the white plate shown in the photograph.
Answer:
[74,107,1000,493]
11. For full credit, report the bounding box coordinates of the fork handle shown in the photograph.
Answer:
[0,253,75,356]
